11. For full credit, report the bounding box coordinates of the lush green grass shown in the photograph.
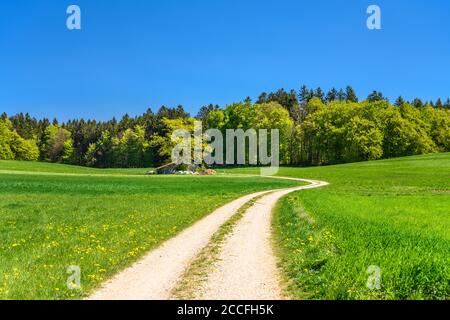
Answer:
[0,161,299,300]
[2,155,449,300]
[223,153,450,300]
[0,160,150,175]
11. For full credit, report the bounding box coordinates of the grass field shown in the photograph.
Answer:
[222,153,450,300]
[0,160,150,175]
[0,161,299,300]
[1,154,449,300]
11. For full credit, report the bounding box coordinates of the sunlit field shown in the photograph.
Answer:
[0,161,299,299]
[222,153,450,300]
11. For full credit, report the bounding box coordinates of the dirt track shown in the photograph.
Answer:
[199,180,328,300]
[89,177,328,300]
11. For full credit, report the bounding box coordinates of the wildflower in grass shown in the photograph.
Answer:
[96,245,107,253]
[87,274,103,281]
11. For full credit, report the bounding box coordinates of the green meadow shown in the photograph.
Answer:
[0,161,299,300]
[1,154,449,300]
[222,153,450,300]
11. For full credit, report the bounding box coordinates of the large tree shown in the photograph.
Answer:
[40,125,74,163]
[326,88,338,102]
[367,91,386,102]
[0,118,39,161]
[345,86,358,102]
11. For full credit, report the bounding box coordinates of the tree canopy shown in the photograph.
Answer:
[1,86,449,167]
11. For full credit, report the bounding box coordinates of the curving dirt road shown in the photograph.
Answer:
[89,177,328,300]
[199,179,328,300]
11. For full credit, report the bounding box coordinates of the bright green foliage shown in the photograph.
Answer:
[421,106,450,151]
[256,89,299,119]
[297,100,447,165]
[299,100,385,164]
[151,118,198,165]
[113,125,150,168]
[85,126,152,168]
[220,153,450,300]
[345,116,383,161]
[249,102,293,163]
[206,101,294,163]
[205,109,226,130]
[0,119,15,160]
[40,125,74,163]
[203,98,450,166]
[0,161,298,299]
[2,87,450,168]
[10,134,39,161]
[382,103,437,158]
[0,119,39,161]
[85,131,114,168]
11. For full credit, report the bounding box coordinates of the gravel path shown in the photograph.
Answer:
[199,179,328,300]
[89,177,328,300]
[89,190,271,300]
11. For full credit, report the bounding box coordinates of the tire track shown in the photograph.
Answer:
[89,177,328,300]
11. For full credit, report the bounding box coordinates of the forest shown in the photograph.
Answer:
[1,85,449,168]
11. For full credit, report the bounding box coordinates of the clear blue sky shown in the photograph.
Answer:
[1,0,449,121]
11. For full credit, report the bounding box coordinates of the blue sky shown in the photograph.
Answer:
[0,0,449,120]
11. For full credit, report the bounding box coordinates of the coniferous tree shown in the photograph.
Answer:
[412,98,424,108]
[299,85,309,102]
[0,118,39,161]
[346,86,358,102]
[337,89,346,101]
[257,92,268,104]
[308,89,315,101]
[3,85,449,168]
[156,105,189,119]
[9,112,38,140]
[196,104,220,126]
[326,88,338,102]
[266,89,299,111]
[444,98,450,109]
[315,87,325,102]
[41,125,74,163]
[367,91,386,102]
[395,96,406,106]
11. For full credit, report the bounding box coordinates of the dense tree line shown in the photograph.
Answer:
[1,86,449,168]
[0,118,39,161]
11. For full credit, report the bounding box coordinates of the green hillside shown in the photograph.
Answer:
[0,161,299,299]
[223,153,450,299]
